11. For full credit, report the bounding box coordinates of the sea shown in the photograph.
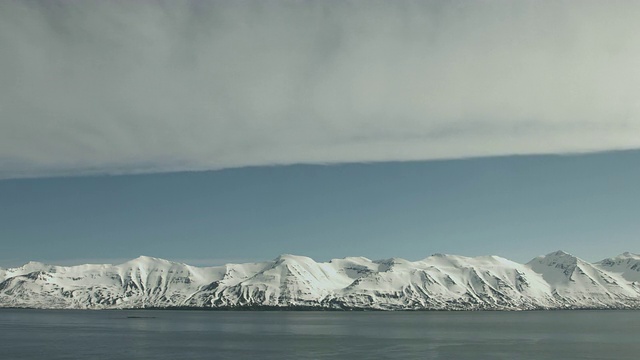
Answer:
[0,309,638,359]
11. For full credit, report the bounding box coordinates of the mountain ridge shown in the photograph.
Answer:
[1,250,639,310]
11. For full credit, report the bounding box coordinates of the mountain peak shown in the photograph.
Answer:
[431,253,450,258]
[125,255,173,265]
[273,254,314,264]
[598,252,640,263]
[526,250,580,271]
[596,252,640,282]
[16,261,49,271]
[134,255,160,261]
[528,250,577,264]
[548,250,574,257]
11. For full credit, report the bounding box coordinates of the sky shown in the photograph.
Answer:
[1,1,640,267]
[1,150,639,268]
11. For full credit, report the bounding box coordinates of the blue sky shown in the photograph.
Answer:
[1,150,638,267]
[2,1,640,267]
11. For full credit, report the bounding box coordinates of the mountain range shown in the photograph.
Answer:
[1,251,639,310]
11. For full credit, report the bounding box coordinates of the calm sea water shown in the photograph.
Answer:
[1,309,639,359]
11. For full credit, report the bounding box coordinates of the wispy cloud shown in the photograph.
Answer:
[0,257,133,269]
[1,0,640,179]
[0,256,260,268]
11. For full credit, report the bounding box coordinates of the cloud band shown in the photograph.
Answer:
[1,0,640,178]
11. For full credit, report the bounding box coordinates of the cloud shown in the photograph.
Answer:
[1,0,640,179]
[0,256,258,268]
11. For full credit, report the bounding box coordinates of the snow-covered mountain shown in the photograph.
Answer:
[596,252,640,283]
[1,251,639,310]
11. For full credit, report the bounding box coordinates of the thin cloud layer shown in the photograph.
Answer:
[1,0,640,179]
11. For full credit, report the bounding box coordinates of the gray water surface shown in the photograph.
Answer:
[1,309,638,359]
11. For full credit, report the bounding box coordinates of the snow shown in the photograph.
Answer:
[1,250,639,310]
[596,252,640,283]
